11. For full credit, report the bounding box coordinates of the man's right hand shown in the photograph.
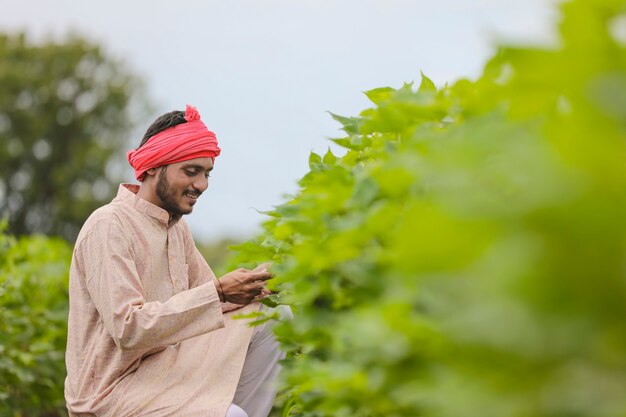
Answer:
[216,268,273,305]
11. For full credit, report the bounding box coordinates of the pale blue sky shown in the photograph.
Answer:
[1,0,558,240]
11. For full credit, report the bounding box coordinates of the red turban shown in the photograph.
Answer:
[127,105,221,181]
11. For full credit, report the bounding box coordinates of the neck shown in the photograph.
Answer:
[137,181,180,225]
[136,181,160,208]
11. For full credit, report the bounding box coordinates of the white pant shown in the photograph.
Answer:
[225,404,248,417]
[226,305,292,417]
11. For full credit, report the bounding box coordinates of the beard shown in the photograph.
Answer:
[155,166,191,217]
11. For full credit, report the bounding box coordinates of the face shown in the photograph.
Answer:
[153,157,214,217]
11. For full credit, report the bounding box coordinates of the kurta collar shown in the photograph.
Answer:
[115,183,179,226]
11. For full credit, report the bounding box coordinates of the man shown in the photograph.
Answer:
[65,105,288,417]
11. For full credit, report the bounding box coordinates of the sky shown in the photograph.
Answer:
[1,0,559,241]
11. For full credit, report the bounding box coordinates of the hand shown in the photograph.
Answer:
[253,262,272,272]
[252,262,276,299]
[253,287,274,301]
[217,267,273,305]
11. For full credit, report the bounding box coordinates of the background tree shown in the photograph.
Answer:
[0,33,148,241]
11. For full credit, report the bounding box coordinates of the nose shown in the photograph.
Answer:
[192,175,209,193]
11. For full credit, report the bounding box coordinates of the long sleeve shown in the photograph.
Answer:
[181,219,246,313]
[78,216,225,351]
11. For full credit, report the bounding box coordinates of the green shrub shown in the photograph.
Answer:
[231,0,626,416]
[0,224,71,417]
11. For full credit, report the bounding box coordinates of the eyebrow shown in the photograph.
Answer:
[182,164,213,171]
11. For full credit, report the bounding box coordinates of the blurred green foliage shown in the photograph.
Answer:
[196,237,242,277]
[0,221,71,417]
[0,33,148,241]
[230,0,626,416]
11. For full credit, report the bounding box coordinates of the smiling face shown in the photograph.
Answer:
[141,157,214,219]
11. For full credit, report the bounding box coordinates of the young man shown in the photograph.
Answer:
[65,105,287,417]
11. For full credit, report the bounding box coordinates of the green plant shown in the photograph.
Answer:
[0,222,71,417]
[231,0,626,416]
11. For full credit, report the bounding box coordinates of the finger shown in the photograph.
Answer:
[247,270,273,281]
[247,285,263,298]
[253,262,272,272]
[253,286,273,300]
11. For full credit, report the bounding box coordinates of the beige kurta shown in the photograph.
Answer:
[65,184,259,417]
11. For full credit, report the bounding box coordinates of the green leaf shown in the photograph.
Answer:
[322,148,337,165]
[331,135,372,151]
[232,310,279,327]
[418,71,436,93]
[350,177,379,208]
[260,294,282,308]
[328,112,362,135]
[364,87,395,104]
[308,151,323,171]
[399,81,414,93]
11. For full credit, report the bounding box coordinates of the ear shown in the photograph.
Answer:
[144,167,158,178]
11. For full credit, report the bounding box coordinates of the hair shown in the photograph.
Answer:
[137,110,186,148]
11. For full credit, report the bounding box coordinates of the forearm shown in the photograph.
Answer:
[104,281,225,351]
